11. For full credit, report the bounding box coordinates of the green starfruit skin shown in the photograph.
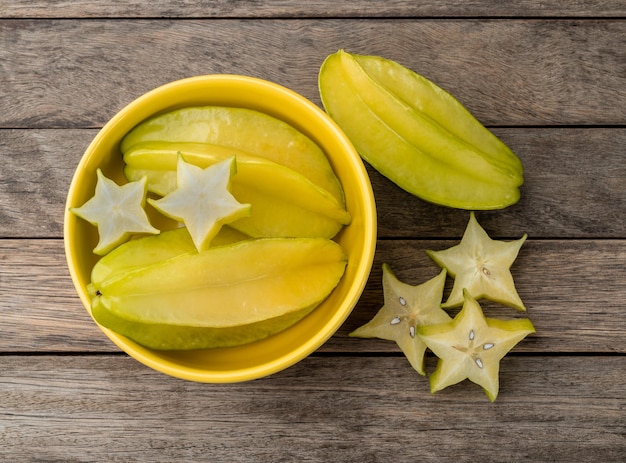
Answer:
[92,297,316,350]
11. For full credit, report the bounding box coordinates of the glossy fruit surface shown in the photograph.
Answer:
[95,238,347,328]
[91,298,315,350]
[418,290,535,402]
[350,265,451,375]
[124,141,351,238]
[319,50,523,210]
[89,226,247,289]
[121,105,346,206]
[427,212,527,311]
[90,236,336,350]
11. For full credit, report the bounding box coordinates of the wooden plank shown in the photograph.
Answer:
[1,127,624,239]
[0,238,111,352]
[1,354,624,462]
[1,0,624,18]
[0,19,624,127]
[2,238,625,353]
[0,129,91,237]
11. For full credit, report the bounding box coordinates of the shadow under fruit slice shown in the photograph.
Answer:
[120,105,346,206]
[94,237,347,328]
[318,50,523,210]
[124,142,351,239]
[417,290,535,402]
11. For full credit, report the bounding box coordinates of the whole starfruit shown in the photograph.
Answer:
[319,50,523,210]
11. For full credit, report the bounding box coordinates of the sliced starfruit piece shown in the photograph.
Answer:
[350,265,451,375]
[124,142,351,239]
[70,169,159,255]
[427,212,527,311]
[148,156,251,251]
[120,105,346,206]
[89,225,248,291]
[418,290,535,402]
[94,237,347,328]
[319,50,523,210]
[91,297,315,350]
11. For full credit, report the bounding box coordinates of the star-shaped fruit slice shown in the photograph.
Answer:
[148,155,251,251]
[418,289,535,402]
[70,169,159,255]
[350,264,451,375]
[427,212,527,311]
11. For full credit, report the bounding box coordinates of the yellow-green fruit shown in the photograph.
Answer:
[120,106,345,206]
[91,297,315,350]
[89,226,248,291]
[94,237,347,328]
[319,50,523,210]
[417,290,535,402]
[124,142,351,239]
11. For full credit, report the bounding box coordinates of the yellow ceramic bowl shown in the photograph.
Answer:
[64,75,377,382]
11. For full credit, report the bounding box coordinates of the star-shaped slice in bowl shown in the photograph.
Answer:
[148,155,251,252]
[350,264,451,375]
[427,212,528,311]
[418,289,535,402]
[70,169,159,255]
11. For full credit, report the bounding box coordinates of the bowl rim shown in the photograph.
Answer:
[64,74,377,382]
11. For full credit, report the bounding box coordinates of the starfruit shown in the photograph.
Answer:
[427,212,527,311]
[147,155,251,251]
[90,226,297,350]
[70,170,159,255]
[93,237,347,329]
[318,50,523,210]
[120,105,346,206]
[349,265,451,375]
[89,225,248,291]
[123,142,351,239]
[91,297,316,350]
[418,290,535,402]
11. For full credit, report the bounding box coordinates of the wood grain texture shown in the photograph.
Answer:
[1,355,624,462]
[3,238,625,353]
[1,128,625,238]
[1,5,624,461]
[2,0,625,18]
[1,19,624,128]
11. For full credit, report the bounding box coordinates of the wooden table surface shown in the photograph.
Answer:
[1,2,625,461]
